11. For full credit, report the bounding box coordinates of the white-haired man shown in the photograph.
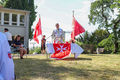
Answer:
[52,23,64,43]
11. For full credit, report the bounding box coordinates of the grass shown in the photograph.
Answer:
[14,54,120,80]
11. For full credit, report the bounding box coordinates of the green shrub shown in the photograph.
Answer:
[29,47,41,54]
[98,34,114,53]
[75,41,83,46]
[34,47,41,54]
[29,49,34,54]
[81,44,96,54]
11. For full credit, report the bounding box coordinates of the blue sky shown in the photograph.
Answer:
[30,0,97,48]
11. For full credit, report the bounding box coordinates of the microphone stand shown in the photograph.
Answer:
[46,35,52,40]
[46,35,54,43]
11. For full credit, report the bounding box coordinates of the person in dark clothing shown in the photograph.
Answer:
[4,28,12,46]
[13,35,27,59]
[41,35,46,54]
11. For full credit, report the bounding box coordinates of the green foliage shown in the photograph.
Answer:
[77,29,110,54]
[29,49,34,54]
[78,29,109,45]
[0,0,6,5]
[111,0,120,8]
[78,31,92,44]
[34,47,41,54]
[89,0,115,29]
[91,29,109,44]
[0,0,37,39]
[75,40,83,46]
[29,47,41,54]
[98,34,114,52]
[81,44,96,54]
[89,0,120,53]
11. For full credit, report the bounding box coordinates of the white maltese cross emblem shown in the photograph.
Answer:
[56,45,67,52]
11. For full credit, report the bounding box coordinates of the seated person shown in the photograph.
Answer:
[12,35,27,59]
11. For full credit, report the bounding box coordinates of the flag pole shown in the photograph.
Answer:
[72,10,75,41]
[72,10,75,58]
[39,14,42,45]
[73,10,74,17]
[39,14,42,36]
[39,14,41,19]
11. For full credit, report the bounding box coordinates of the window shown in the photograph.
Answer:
[4,13,9,25]
[12,14,17,25]
[0,13,1,24]
[20,15,25,26]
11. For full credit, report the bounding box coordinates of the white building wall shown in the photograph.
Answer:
[0,26,26,36]
[0,8,30,48]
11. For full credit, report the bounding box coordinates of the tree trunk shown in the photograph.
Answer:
[113,18,120,54]
[114,40,119,53]
[113,25,119,54]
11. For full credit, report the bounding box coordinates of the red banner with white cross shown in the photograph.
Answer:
[50,43,71,59]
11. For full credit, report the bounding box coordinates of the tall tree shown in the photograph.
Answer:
[91,29,109,44]
[88,0,120,53]
[0,0,36,39]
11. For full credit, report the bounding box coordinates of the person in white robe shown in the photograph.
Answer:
[0,32,15,80]
[52,23,64,43]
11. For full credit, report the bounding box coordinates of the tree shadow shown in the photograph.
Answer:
[62,57,92,61]
[87,54,106,56]
[14,58,120,80]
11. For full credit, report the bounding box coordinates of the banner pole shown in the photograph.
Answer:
[72,10,76,58]
[73,10,74,17]
[72,10,75,41]
[39,14,41,19]
[46,35,52,40]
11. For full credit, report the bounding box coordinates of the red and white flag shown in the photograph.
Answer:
[51,43,71,59]
[33,18,42,44]
[71,16,85,40]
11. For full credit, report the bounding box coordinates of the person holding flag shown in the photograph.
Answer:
[52,23,64,43]
[0,32,15,80]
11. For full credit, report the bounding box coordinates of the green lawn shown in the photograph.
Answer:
[14,54,120,80]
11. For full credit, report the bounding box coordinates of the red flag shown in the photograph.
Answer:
[71,17,85,40]
[33,18,42,44]
[51,43,71,59]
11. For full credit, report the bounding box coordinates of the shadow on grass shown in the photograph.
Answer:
[87,54,107,56]
[62,57,92,61]
[14,58,120,80]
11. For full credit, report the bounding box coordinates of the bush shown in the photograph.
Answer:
[75,41,83,46]
[34,47,41,54]
[98,34,114,53]
[81,44,96,54]
[29,49,34,54]
[29,47,41,54]
[75,41,96,54]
